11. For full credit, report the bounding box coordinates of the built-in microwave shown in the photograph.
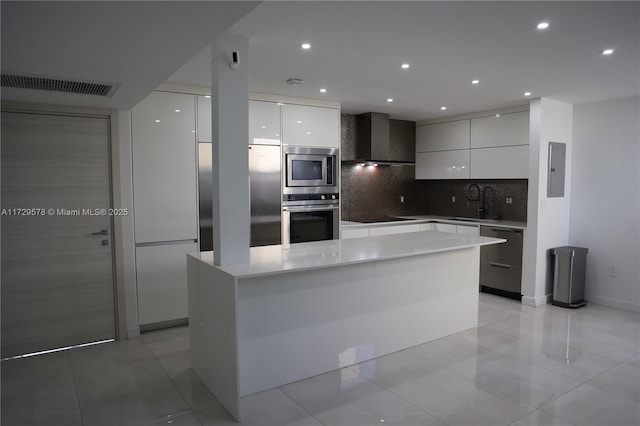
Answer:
[283,146,338,192]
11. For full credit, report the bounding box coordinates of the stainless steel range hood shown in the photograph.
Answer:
[348,112,415,166]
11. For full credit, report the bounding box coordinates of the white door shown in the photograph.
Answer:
[1,111,116,358]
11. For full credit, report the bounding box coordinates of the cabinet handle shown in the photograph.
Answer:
[489,262,511,269]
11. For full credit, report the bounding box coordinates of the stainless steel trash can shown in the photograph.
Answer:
[552,246,588,308]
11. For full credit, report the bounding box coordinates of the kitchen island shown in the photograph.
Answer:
[187,231,504,421]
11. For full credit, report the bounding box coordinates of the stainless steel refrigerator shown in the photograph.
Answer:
[198,142,282,251]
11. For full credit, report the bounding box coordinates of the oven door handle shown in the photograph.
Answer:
[283,204,339,212]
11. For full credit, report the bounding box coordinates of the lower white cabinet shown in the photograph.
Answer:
[341,228,370,239]
[369,224,422,236]
[434,223,457,233]
[136,242,197,325]
[456,224,480,236]
[420,223,435,231]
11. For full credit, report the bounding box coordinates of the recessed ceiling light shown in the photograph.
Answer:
[204,95,211,99]
[320,88,327,93]
[301,42,311,50]
[401,63,410,69]
[296,120,302,124]
[387,98,394,102]
[277,102,284,106]
[306,131,311,135]
[524,91,532,96]
[174,109,181,113]
[495,113,501,118]
[261,125,266,129]
[602,48,615,55]
[471,79,480,85]
[440,106,447,110]
[154,119,161,123]
[537,22,550,30]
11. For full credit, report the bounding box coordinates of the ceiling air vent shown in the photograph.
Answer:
[1,74,119,97]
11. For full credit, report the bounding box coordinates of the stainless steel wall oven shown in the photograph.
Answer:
[282,193,339,244]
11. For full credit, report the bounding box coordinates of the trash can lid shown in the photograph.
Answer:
[553,246,588,256]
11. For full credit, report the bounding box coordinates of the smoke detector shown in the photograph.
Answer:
[286,78,304,85]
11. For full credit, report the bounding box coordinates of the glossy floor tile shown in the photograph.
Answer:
[2,293,639,426]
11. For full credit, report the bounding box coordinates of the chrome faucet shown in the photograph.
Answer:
[482,186,496,219]
[467,184,481,218]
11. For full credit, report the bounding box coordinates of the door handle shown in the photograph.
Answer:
[92,229,108,235]
[489,262,511,269]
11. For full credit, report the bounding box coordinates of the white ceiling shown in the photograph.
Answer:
[0,1,259,110]
[2,2,638,120]
[168,1,640,121]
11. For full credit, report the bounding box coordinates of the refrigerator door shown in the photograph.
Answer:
[249,144,282,246]
[198,142,214,251]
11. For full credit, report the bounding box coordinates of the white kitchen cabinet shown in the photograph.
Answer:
[420,223,435,231]
[197,95,212,142]
[282,104,340,148]
[434,223,457,233]
[369,223,422,236]
[456,224,480,236]
[136,243,197,325]
[249,100,281,145]
[416,119,470,152]
[341,227,370,239]
[470,111,529,148]
[132,91,198,243]
[470,145,529,179]
[415,150,470,180]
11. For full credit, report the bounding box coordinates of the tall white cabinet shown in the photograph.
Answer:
[132,91,198,327]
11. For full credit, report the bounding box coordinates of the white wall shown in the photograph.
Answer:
[570,96,640,312]
[522,98,574,306]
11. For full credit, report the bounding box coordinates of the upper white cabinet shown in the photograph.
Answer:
[470,145,529,179]
[416,120,470,152]
[249,100,281,145]
[470,111,529,148]
[416,109,529,180]
[415,150,470,179]
[282,104,340,148]
[132,91,198,243]
[197,95,212,142]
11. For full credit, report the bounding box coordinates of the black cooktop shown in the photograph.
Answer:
[352,217,415,224]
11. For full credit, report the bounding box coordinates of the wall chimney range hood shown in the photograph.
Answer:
[348,112,415,166]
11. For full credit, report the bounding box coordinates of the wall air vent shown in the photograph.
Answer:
[1,74,119,97]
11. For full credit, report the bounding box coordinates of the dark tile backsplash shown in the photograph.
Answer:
[341,113,528,222]
[428,180,528,222]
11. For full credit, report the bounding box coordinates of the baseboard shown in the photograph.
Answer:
[127,326,141,339]
[585,293,640,313]
[521,293,553,307]
[139,317,189,333]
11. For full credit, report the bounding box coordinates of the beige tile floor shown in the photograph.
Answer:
[2,293,639,425]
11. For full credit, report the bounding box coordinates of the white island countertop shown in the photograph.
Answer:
[190,230,504,279]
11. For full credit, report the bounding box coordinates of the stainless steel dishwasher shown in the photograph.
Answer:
[479,226,523,300]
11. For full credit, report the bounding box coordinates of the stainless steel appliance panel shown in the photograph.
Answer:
[249,144,282,247]
[198,142,214,252]
[282,204,339,244]
[283,145,338,193]
[480,226,523,265]
[480,262,522,293]
[198,143,282,251]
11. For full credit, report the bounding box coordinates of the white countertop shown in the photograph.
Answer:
[341,215,527,230]
[190,231,505,279]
